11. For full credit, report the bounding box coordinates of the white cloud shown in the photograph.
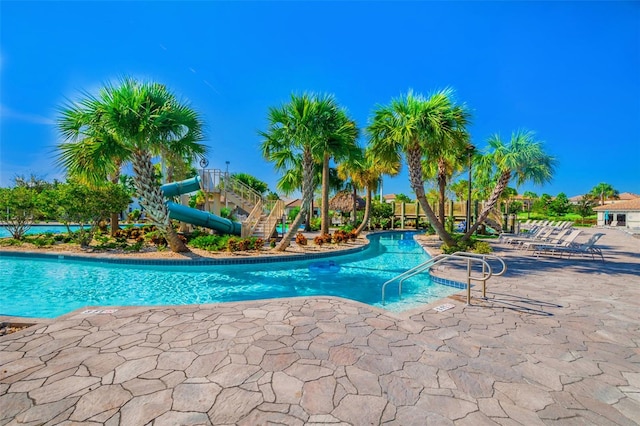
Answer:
[0,104,55,125]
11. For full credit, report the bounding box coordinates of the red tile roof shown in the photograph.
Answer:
[593,198,640,211]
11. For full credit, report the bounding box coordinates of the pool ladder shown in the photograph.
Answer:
[381,252,507,306]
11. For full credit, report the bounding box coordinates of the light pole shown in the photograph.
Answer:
[466,146,473,233]
[225,161,230,209]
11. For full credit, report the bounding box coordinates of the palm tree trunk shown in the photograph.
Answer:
[276,149,314,251]
[131,151,189,253]
[109,166,122,237]
[352,185,357,224]
[437,159,447,226]
[320,152,330,235]
[463,170,511,241]
[407,145,455,246]
[355,187,372,235]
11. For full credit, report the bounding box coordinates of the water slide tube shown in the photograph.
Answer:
[161,176,242,236]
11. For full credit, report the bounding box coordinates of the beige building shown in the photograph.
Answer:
[593,198,640,229]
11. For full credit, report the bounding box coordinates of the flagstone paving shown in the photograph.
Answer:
[1,228,639,425]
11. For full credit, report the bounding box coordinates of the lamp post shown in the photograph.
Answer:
[225,161,230,209]
[199,157,209,211]
[466,146,473,233]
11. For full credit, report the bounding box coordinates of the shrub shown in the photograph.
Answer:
[124,240,144,252]
[269,238,277,248]
[310,217,321,231]
[0,238,22,246]
[190,235,229,251]
[252,238,265,250]
[31,236,55,247]
[145,230,167,246]
[227,237,240,252]
[295,233,307,246]
[472,241,493,254]
[314,235,325,246]
[332,230,349,244]
[339,224,355,233]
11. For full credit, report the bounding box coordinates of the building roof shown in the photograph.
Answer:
[285,199,302,208]
[593,198,640,211]
[383,194,396,200]
[569,195,584,202]
[619,192,640,201]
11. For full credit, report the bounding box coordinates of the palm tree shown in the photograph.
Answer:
[589,182,619,206]
[523,190,538,219]
[339,148,400,235]
[260,93,322,251]
[57,78,206,252]
[313,99,360,235]
[368,89,469,247]
[463,130,556,240]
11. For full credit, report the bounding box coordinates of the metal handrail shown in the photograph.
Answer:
[263,199,284,239]
[381,251,506,306]
[241,199,264,238]
[199,169,263,210]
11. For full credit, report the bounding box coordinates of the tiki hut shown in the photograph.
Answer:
[329,190,365,213]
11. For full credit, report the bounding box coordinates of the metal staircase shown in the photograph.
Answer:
[199,169,283,238]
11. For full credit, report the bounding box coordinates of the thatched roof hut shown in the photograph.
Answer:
[329,190,365,212]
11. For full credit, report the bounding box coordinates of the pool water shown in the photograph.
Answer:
[0,224,145,238]
[0,225,82,238]
[0,232,461,318]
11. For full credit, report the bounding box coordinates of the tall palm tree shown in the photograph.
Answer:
[260,93,322,251]
[368,89,469,247]
[313,98,360,235]
[55,122,128,236]
[589,182,619,206]
[463,130,556,239]
[422,147,469,226]
[57,78,206,252]
[339,148,400,235]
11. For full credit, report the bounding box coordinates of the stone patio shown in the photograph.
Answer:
[1,228,639,425]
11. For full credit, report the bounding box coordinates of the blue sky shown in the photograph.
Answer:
[1,1,639,199]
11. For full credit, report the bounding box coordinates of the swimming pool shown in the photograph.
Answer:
[0,232,462,318]
[0,224,82,238]
[0,224,145,238]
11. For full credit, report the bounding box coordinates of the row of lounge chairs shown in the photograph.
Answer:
[520,220,574,230]
[498,224,605,261]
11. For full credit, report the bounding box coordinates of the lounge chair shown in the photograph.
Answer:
[504,227,555,246]
[519,227,572,251]
[523,229,582,252]
[499,225,541,243]
[533,233,605,261]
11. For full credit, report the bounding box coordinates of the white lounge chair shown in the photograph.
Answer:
[523,229,582,253]
[533,233,605,261]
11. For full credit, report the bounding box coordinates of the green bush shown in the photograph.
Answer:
[339,224,355,233]
[190,235,230,251]
[472,241,492,254]
[310,217,321,231]
[30,236,55,247]
[0,238,23,246]
[124,241,144,252]
[441,236,493,255]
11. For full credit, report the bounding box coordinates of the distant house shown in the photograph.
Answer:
[284,199,319,217]
[382,194,396,204]
[593,197,640,229]
[569,195,584,205]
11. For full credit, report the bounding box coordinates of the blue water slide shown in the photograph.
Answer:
[161,176,242,236]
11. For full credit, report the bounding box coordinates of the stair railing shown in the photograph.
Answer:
[242,199,264,238]
[381,252,506,306]
[263,199,285,239]
[199,169,263,210]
